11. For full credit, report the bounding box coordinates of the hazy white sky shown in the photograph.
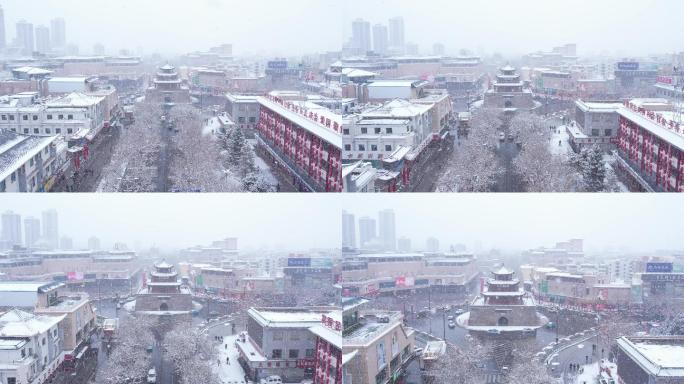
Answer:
[343,194,684,253]
[0,194,341,251]
[2,0,682,57]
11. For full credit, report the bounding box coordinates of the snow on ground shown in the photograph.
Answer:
[215,334,248,384]
[203,117,222,137]
[573,361,617,384]
[550,126,572,157]
[247,139,278,185]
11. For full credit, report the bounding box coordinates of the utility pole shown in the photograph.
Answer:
[443,311,446,340]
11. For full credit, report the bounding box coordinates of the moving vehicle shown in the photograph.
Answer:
[448,321,456,329]
[147,368,156,384]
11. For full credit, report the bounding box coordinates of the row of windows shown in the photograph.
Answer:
[590,129,613,137]
[345,144,394,152]
[271,348,315,359]
[343,127,396,135]
[237,117,257,123]
[9,127,74,135]
[1,114,75,121]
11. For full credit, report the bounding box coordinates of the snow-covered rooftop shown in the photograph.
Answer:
[0,281,62,293]
[257,96,342,148]
[618,336,684,377]
[0,131,57,182]
[46,92,103,108]
[344,311,407,346]
[248,307,340,329]
[617,106,684,151]
[0,309,64,338]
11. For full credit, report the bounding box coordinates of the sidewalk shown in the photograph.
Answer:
[215,334,249,384]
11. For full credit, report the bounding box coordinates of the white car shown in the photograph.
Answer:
[147,368,156,384]
[261,376,282,384]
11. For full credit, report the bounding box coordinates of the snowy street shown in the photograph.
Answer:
[214,334,249,384]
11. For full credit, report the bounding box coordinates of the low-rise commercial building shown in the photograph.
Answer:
[0,131,63,193]
[340,253,479,296]
[342,298,414,384]
[237,306,340,383]
[617,336,684,384]
[34,293,96,353]
[0,309,64,384]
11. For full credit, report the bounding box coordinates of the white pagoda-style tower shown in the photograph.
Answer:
[134,261,192,320]
[146,64,191,105]
[483,65,535,111]
[457,266,547,335]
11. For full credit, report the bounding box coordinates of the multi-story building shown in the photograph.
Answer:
[0,281,64,309]
[15,20,34,55]
[372,24,388,55]
[614,61,659,97]
[617,336,684,384]
[282,256,334,291]
[309,314,342,384]
[40,210,58,251]
[435,56,486,98]
[0,132,62,193]
[377,209,396,252]
[34,293,96,353]
[340,253,479,296]
[1,211,22,247]
[0,309,64,384]
[237,306,340,382]
[343,98,432,163]
[50,18,66,50]
[615,98,684,192]
[34,26,50,55]
[350,19,371,56]
[225,93,260,130]
[388,17,405,54]
[341,211,356,249]
[342,298,414,384]
[397,237,411,253]
[425,237,439,253]
[357,216,376,249]
[23,217,40,248]
[0,91,107,141]
[256,92,342,192]
[0,250,140,291]
[569,100,623,152]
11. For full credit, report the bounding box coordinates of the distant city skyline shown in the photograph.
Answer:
[0,194,341,252]
[0,0,682,56]
[342,194,684,254]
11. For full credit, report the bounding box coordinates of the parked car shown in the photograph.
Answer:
[487,329,500,335]
[448,321,456,329]
[261,376,282,384]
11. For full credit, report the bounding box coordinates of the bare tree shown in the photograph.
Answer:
[437,109,503,192]
[510,112,580,192]
[163,326,219,384]
[99,102,162,192]
[97,317,155,384]
[426,342,492,384]
[169,105,242,192]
